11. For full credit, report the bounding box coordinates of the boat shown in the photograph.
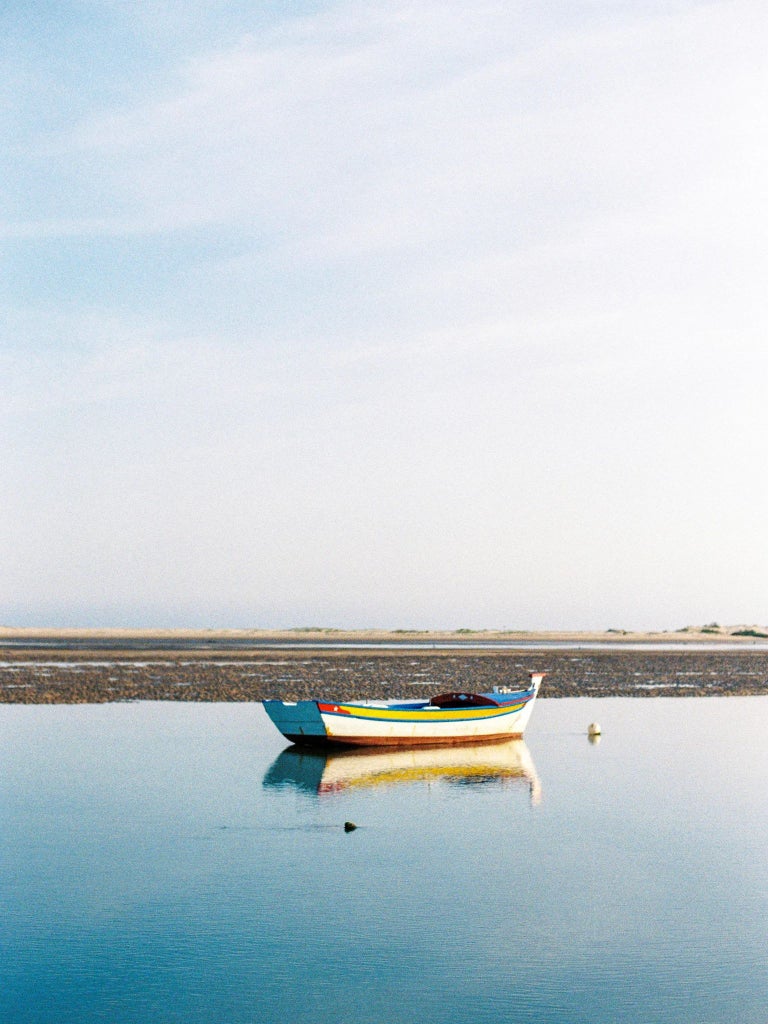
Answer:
[263,739,542,804]
[262,671,544,748]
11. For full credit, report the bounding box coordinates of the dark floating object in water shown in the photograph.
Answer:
[344,821,357,832]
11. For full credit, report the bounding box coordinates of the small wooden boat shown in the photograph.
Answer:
[263,671,543,748]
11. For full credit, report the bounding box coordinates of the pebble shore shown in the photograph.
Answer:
[2,648,768,703]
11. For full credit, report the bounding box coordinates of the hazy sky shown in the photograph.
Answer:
[3,0,767,630]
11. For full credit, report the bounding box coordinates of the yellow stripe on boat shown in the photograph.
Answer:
[332,702,525,721]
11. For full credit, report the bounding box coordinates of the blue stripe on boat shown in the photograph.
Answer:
[318,703,527,724]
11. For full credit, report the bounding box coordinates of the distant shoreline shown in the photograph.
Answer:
[2,625,767,647]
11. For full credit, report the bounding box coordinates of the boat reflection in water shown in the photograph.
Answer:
[263,739,541,806]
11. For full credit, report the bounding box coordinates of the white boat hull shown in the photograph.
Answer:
[263,673,543,748]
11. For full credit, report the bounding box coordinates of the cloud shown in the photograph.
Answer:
[5,0,768,627]
[47,1,760,247]
[20,0,761,360]
[9,2,768,342]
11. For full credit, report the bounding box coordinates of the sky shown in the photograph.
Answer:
[2,0,767,631]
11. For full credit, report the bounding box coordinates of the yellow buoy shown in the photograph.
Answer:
[588,722,602,737]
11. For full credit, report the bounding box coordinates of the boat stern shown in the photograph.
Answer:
[262,700,328,744]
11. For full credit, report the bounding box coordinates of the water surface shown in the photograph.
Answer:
[2,698,767,1023]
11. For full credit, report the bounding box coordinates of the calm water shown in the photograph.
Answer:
[2,698,767,1024]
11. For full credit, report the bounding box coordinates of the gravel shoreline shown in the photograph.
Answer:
[2,648,768,703]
